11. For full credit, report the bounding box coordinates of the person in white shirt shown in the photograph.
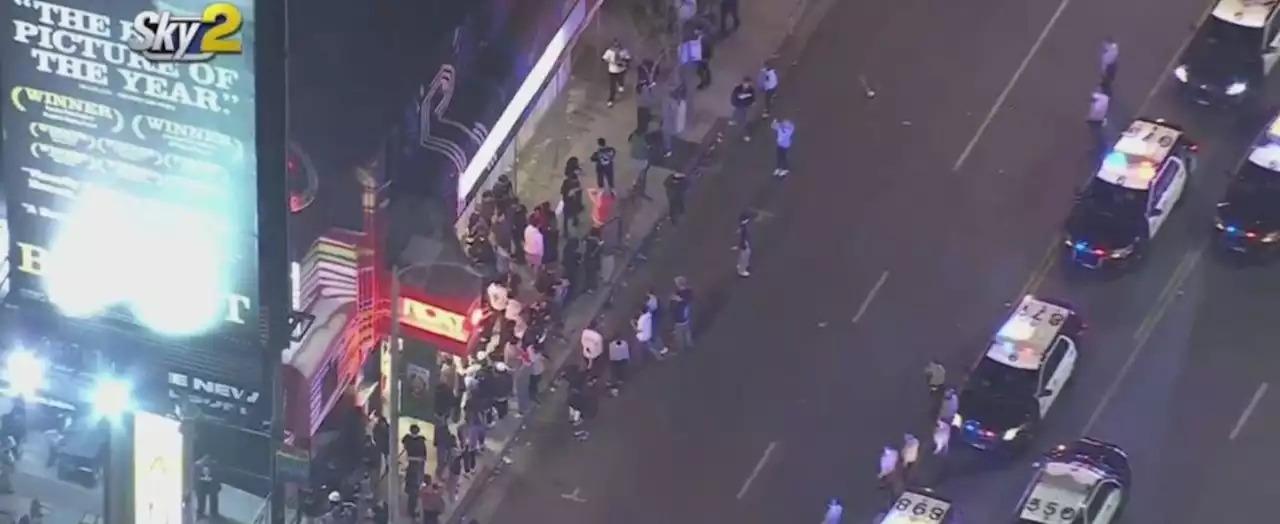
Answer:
[878,446,899,480]
[938,387,959,422]
[486,281,509,312]
[758,61,779,117]
[524,223,544,269]
[822,499,843,524]
[771,118,795,177]
[581,322,605,371]
[633,305,664,361]
[1087,89,1110,154]
[932,420,951,456]
[901,433,920,479]
[1100,37,1119,91]
[602,40,632,107]
[607,338,630,392]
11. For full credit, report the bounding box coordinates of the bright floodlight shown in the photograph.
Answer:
[45,188,132,318]
[4,350,45,398]
[128,204,228,336]
[91,376,133,421]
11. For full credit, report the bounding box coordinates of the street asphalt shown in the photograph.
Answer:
[467,0,1280,522]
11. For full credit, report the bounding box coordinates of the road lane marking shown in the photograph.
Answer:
[952,0,1077,171]
[1082,250,1201,433]
[853,271,890,323]
[1018,240,1061,298]
[1230,383,1268,441]
[737,441,779,499]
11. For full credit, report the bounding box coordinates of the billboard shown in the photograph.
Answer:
[134,411,185,524]
[1,0,258,340]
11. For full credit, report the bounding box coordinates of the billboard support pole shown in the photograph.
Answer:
[387,268,403,521]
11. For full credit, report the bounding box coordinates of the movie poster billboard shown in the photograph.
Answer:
[0,0,259,343]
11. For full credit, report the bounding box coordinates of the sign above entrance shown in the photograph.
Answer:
[399,297,477,343]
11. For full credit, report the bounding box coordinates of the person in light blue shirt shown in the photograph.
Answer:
[771,118,795,177]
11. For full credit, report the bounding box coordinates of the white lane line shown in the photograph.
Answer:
[1230,383,1268,441]
[952,0,1076,171]
[1082,250,1201,434]
[737,442,779,500]
[852,271,890,324]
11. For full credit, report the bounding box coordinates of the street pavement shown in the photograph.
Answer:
[455,0,1280,522]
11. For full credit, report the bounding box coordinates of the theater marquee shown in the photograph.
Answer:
[1,0,259,338]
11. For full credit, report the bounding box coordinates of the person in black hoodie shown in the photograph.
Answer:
[510,202,528,263]
[730,76,757,141]
[433,381,457,424]
[735,211,753,277]
[537,203,560,267]
[590,138,618,190]
[491,363,515,420]
[560,159,585,233]
[664,171,688,225]
[582,229,604,292]
[561,237,582,296]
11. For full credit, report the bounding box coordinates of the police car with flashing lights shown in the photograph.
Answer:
[1015,438,1131,524]
[952,295,1082,452]
[877,488,958,523]
[1174,0,1280,105]
[1214,111,1280,254]
[1064,119,1197,269]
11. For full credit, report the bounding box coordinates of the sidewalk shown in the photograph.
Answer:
[441,0,815,522]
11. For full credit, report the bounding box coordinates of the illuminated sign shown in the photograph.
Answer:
[134,411,184,524]
[399,297,471,343]
[129,3,245,63]
[1,0,259,339]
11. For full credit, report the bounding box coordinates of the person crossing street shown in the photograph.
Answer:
[730,76,757,141]
[771,118,795,177]
[602,40,632,107]
[734,211,753,277]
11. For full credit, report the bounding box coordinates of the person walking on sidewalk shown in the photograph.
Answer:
[720,0,741,34]
[1100,37,1119,93]
[634,302,666,361]
[730,76,757,141]
[629,131,654,201]
[418,479,445,524]
[635,81,658,137]
[602,40,632,107]
[524,220,545,270]
[591,137,618,190]
[678,31,706,89]
[607,337,630,395]
[694,28,714,89]
[582,227,604,292]
[561,158,585,231]
[878,445,902,498]
[659,85,682,158]
[664,171,689,224]
[735,211,753,277]
[772,117,795,177]
[671,276,695,351]
[759,60,780,117]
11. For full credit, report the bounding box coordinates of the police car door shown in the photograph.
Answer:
[1037,338,1074,416]
[1146,157,1185,237]
[1086,481,1124,523]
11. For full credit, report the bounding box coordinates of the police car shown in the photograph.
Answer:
[952,296,1082,452]
[1214,111,1280,255]
[1015,438,1131,524]
[1064,119,1197,269]
[878,488,958,523]
[1174,0,1280,105]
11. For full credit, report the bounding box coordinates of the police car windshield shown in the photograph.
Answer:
[1079,177,1145,216]
[969,356,1038,399]
[1232,163,1280,198]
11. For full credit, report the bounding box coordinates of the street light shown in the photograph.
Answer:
[91,375,133,423]
[4,349,46,398]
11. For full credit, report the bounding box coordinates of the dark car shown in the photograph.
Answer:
[1064,180,1147,269]
[953,358,1040,452]
[1174,0,1280,106]
[1214,149,1280,256]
